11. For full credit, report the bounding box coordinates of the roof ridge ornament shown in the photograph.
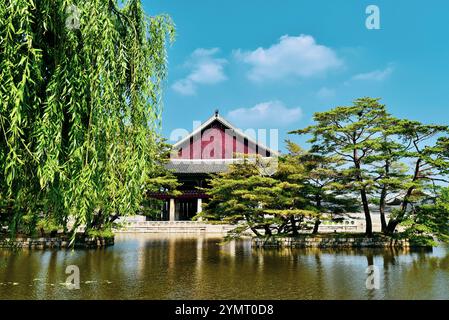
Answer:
[214,109,219,117]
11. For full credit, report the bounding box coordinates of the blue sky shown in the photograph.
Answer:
[143,0,449,151]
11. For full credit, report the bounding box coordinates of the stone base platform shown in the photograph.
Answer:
[0,236,114,249]
[252,236,423,248]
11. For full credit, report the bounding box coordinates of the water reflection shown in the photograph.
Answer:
[0,234,448,300]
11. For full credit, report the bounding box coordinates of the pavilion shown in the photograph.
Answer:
[150,110,277,221]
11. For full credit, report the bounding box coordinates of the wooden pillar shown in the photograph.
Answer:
[169,198,176,222]
[197,198,203,222]
[197,198,203,214]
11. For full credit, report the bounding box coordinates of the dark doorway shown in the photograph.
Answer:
[176,199,198,221]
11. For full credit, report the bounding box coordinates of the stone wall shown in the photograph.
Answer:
[115,221,236,234]
[252,236,416,248]
[0,236,114,249]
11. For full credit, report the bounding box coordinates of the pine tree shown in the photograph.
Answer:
[291,97,449,238]
[201,156,318,238]
[291,98,390,237]
[284,141,359,234]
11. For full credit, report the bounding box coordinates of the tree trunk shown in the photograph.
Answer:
[313,195,322,234]
[379,184,388,233]
[245,214,261,237]
[264,225,272,237]
[386,158,421,234]
[379,160,390,233]
[386,219,399,235]
[290,216,299,236]
[353,150,373,237]
[312,219,321,234]
[361,188,373,237]
[250,227,262,237]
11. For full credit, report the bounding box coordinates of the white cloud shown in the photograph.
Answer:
[226,101,302,128]
[172,79,196,95]
[172,48,227,95]
[316,87,336,99]
[352,65,394,81]
[234,34,343,82]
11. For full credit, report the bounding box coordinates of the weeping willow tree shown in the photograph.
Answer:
[0,0,175,237]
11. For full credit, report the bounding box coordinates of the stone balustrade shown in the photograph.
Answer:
[115,221,235,234]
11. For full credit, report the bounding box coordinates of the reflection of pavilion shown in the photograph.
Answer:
[149,111,277,221]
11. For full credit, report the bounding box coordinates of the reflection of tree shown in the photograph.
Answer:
[380,248,398,297]
[381,248,398,268]
[365,252,376,300]
[314,252,326,298]
[1,239,448,300]
[366,252,374,267]
[410,247,449,272]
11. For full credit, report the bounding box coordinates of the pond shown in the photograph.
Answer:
[1,234,449,300]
